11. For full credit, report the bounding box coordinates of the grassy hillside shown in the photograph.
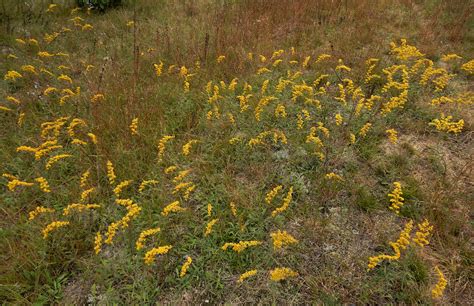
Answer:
[1,0,473,304]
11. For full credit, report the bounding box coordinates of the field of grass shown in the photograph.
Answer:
[1,0,473,304]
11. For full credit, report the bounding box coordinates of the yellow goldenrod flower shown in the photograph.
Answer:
[238,269,258,283]
[180,256,192,277]
[302,56,311,68]
[21,65,37,75]
[460,59,474,74]
[429,114,464,133]
[106,160,116,185]
[15,38,26,45]
[336,59,351,72]
[94,232,102,254]
[367,220,413,270]
[271,230,298,250]
[63,203,100,216]
[18,112,25,127]
[229,201,237,217]
[335,113,343,126]
[257,67,271,75]
[386,129,398,144]
[207,203,213,217]
[38,51,54,58]
[45,154,72,170]
[144,245,172,265]
[6,96,21,104]
[129,118,139,135]
[80,187,95,202]
[164,165,177,174]
[28,38,39,46]
[265,185,283,205]
[28,206,55,220]
[388,182,404,214]
[182,140,198,156]
[87,133,98,144]
[271,187,293,217]
[269,267,298,281]
[173,169,191,183]
[325,172,343,181]
[57,74,73,84]
[35,177,51,193]
[80,169,90,189]
[204,218,218,236]
[359,123,372,137]
[126,21,134,27]
[4,70,23,81]
[221,240,262,253]
[217,55,226,63]
[0,106,12,112]
[315,54,331,64]
[389,39,424,61]
[412,219,433,247]
[46,4,58,12]
[274,104,287,118]
[431,266,447,298]
[136,227,161,250]
[91,93,104,103]
[154,61,163,76]
[157,135,175,162]
[44,87,58,96]
[113,180,133,197]
[138,179,159,192]
[42,221,70,239]
[161,201,185,216]
[441,54,462,62]
[82,24,93,31]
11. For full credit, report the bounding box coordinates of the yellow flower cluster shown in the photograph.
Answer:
[265,185,283,205]
[270,230,298,250]
[144,245,172,265]
[35,177,51,193]
[45,154,72,170]
[429,114,464,133]
[28,206,55,220]
[237,269,258,283]
[63,203,100,216]
[161,201,185,216]
[157,135,175,162]
[431,266,447,298]
[179,256,192,277]
[204,219,219,236]
[138,179,159,192]
[388,182,404,214]
[325,172,343,181]
[385,129,398,144]
[106,160,116,185]
[113,180,133,197]
[271,187,293,217]
[221,240,262,253]
[105,203,141,244]
[269,267,298,281]
[460,59,474,74]
[412,219,433,247]
[130,118,139,135]
[389,39,424,61]
[136,228,161,250]
[94,232,102,254]
[367,220,413,270]
[182,140,198,156]
[42,221,70,239]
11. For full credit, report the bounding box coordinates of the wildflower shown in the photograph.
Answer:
[431,266,447,298]
[44,87,58,96]
[58,74,73,84]
[335,113,343,126]
[336,59,351,72]
[259,55,267,62]
[113,180,133,197]
[126,21,134,27]
[80,187,95,202]
[229,202,237,217]
[129,118,139,135]
[63,203,100,216]
[273,59,283,67]
[0,106,12,112]
[461,59,474,74]
[269,267,298,281]
[350,133,356,144]
[161,201,185,216]
[94,232,102,254]
[182,140,198,156]
[42,221,70,239]
[275,104,287,118]
[359,123,372,137]
[45,154,72,170]
[15,38,26,45]
[388,182,404,214]
[204,219,218,236]
[28,206,55,220]
[386,129,398,144]
[173,170,191,183]
[180,256,192,277]
[441,54,462,62]
[38,51,54,58]
[28,39,39,46]
[82,24,93,31]
[164,166,177,174]
[221,240,262,253]
[238,270,258,283]
[367,220,413,270]
[271,187,293,217]
[106,160,116,185]
[257,67,271,75]
[325,172,343,181]
[21,65,37,75]
[6,96,20,105]
[389,39,424,61]
[35,177,51,193]
[429,114,464,133]
[229,137,242,145]
[315,54,331,64]
[18,113,25,127]
[157,135,175,162]
[154,61,163,76]
[144,245,172,265]
[138,179,159,192]
[271,230,298,250]
[265,185,283,205]
[179,66,188,77]
[217,55,225,63]
[412,219,433,247]
[136,228,161,250]
[91,93,104,103]
[46,4,58,12]
[4,70,23,81]
[87,133,98,144]
[7,54,17,59]
[207,203,213,217]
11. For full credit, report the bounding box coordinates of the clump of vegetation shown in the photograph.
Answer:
[1,1,472,304]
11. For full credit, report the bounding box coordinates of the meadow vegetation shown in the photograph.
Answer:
[1,0,473,304]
